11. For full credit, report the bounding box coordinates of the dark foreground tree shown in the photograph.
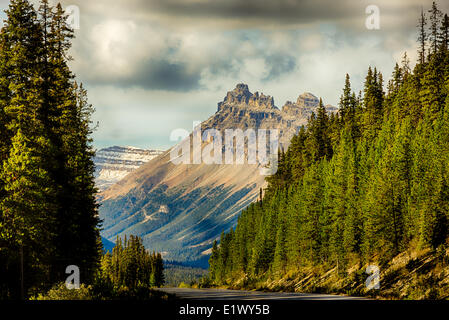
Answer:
[0,0,100,299]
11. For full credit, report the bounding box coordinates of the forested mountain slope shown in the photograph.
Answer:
[209,4,449,299]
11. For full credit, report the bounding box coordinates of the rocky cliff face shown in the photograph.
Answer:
[210,84,337,148]
[218,84,276,111]
[94,146,164,191]
[98,84,337,265]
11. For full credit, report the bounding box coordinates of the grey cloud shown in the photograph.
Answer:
[121,0,449,29]
[54,0,449,50]
[263,54,297,81]
[136,0,364,23]
[207,59,239,78]
[123,59,202,91]
[84,52,297,91]
[54,0,446,31]
[87,52,296,91]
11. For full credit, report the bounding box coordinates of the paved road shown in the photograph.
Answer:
[158,288,365,300]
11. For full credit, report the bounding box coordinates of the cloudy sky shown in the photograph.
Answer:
[1,0,448,150]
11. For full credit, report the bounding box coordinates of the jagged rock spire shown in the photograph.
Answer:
[218,83,276,111]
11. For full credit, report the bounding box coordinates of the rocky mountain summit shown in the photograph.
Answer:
[218,84,276,111]
[209,83,337,148]
[98,84,338,265]
[94,146,164,191]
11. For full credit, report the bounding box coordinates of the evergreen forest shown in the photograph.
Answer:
[209,2,449,299]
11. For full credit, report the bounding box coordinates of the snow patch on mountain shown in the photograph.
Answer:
[94,146,164,191]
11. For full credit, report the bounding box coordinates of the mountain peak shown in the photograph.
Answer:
[249,91,276,110]
[297,92,320,108]
[235,83,250,93]
[223,83,252,105]
[218,83,277,111]
[281,92,332,119]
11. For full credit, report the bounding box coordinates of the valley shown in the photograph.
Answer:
[97,84,336,265]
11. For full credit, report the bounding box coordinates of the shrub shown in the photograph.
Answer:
[33,283,92,300]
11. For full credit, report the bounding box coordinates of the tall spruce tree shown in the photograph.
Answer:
[0,0,53,299]
[440,14,449,51]
[418,8,428,65]
[429,2,442,54]
[0,0,101,298]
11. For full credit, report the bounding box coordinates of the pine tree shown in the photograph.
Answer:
[39,2,101,284]
[153,253,165,287]
[362,67,384,137]
[284,185,302,267]
[402,52,411,78]
[0,0,55,299]
[0,0,101,297]
[440,14,449,51]
[0,130,58,296]
[339,74,352,121]
[429,2,442,54]
[208,240,220,282]
[272,192,288,276]
[418,8,428,65]
[307,99,332,161]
